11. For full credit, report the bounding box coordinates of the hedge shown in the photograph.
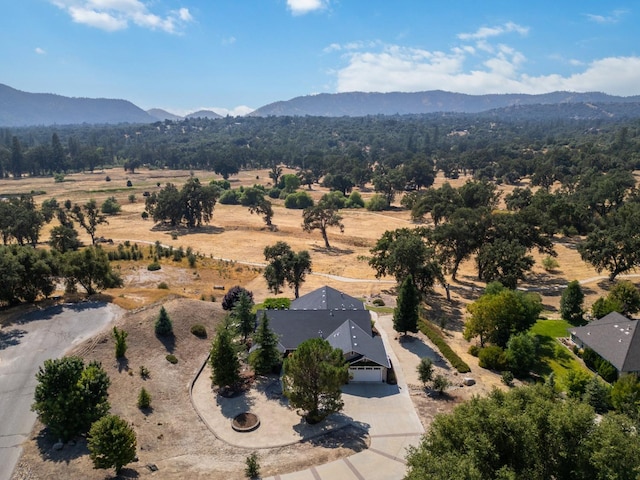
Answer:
[419,320,471,373]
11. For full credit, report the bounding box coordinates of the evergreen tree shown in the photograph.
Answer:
[210,328,241,391]
[560,280,585,325]
[155,306,173,336]
[417,357,434,388]
[393,274,420,335]
[88,414,137,475]
[232,292,255,343]
[112,326,128,359]
[250,312,281,374]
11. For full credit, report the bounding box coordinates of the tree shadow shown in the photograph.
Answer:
[35,428,89,463]
[156,333,175,353]
[397,335,450,371]
[424,292,465,332]
[117,357,129,373]
[215,387,256,420]
[302,423,369,452]
[310,246,354,256]
[108,467,140,479]
[0,328,27,350]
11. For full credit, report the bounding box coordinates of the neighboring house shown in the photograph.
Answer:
[569,311,640,374]
[257,286,391,382]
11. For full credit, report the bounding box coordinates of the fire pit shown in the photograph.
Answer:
[231,412,260,432]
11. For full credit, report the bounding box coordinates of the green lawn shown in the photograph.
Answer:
[530,319,591,386]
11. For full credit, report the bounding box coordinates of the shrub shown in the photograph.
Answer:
[137,387,151,409]
[155,306,173,336]
[432,374,450,395]
[372,298,385,307]
[346,191,365,208]
[101,196,121,215]
[141,211,149,220]
[419,321,471,373]
[147,262,161,271]
[219,189,240,205]
[417,357,434,387]
[157,282,169,289]
[468,344,480,357]
[268,187,282,199]
[222,286,254,310]
[190,324,207,338]
[126,180,133,187]
[54,173,65,183]
[139,365,150,379]
[105,175,111,182]
[112,326,128,359]
[263,297,291,310]
[501,370,514,386]
[166,354,178,364]
[88,415,137,475]
[366,194,388,211]
[245,452,260,479]
[128,193,136,203]
[542,256,559,272]
[188,253,197,268]
[478,346,507,370]
[210,179,231,190]
[284,191,314,209]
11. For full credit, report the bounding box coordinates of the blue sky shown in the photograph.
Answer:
[1,1,639,115]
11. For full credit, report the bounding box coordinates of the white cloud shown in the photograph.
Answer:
[50,0,193,33]
[585,9,628,24]
[458,22,529,41]
[35,47,47,55]
[332,39,640,96]
[222,36,236,46]
[287,0,328,16]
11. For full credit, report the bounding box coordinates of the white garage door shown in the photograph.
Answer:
[349,366,382,382]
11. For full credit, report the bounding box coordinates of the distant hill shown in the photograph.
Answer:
[0,83,155,126]
[147,108,183,121]
[185,109,222,119]
[250,90,640,117]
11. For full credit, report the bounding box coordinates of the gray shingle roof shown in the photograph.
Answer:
[570,312,640,372]
[290,285,365,311]
[326,319,390,368]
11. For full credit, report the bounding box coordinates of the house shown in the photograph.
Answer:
[569,311,640,374]
[257,286,391,382]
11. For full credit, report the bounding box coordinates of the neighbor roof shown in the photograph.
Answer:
[290,285,365,311]
[570,312,640,372]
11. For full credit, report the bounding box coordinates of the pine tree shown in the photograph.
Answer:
[137,387,151,409]
[393,274,420,335]
[88,415,137,475]
[250,313,281,374]
[210,328,241,391]
[233,292,255,343]
[155,306,173,336]
[112,326,128,359]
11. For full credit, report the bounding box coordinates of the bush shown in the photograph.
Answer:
[126,180,133,187]
[284,191,314,209]
[222,286,254,310]
[137,387,151,409]
[128,194,136,203]
[88,415,137,475]
[166,354,178,364]
[468,344,480,357]
[267,187,281,199]
[478,346,507,370]
[346,191,365,208]
[542,256,559,272]
[187,253,197,268]
[219,189,240,205]
[101,196,121,215]
[245,452,260,479]
[139,365,150,379]
[372,298,385,307]
[147,262,161,271]
[366,194,388,211]
[105,175,111,182]
[263,297,291,310]
[190,324,208,338]
[501,370,514,386]
[112,326,128,359]
[155,306,173,336]
[419,321,471,373]
[157,282,169,289]
[432,374,450,395]
[141,211,149,220]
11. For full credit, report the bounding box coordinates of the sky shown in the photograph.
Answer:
[1,1,639,116]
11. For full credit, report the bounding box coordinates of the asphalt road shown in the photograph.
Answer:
[0,302,122,480]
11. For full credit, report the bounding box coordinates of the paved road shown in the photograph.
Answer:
[0,302,122,480]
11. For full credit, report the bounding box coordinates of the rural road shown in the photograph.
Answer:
[0,302,122,480]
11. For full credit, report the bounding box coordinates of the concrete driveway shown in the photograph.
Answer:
[0,302,122,480]
[191,311,424,480]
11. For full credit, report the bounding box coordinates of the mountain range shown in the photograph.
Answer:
[2,82,640,127]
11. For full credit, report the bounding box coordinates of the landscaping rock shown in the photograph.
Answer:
[147,463,158,472]
[463,377,476,386]
[52,441,64,451]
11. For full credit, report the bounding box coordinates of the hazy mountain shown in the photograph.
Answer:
[0,83,155,126]
[250,90,640,117]
[185,109,222,119]
[147,108,183,121]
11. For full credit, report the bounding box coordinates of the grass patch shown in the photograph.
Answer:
[529,319,591,386]
[418,320,471,373]
[366,305,394,314]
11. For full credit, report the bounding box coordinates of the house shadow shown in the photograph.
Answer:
[342,382,400,398]
[0,328,27,350]
[397,335,450,371]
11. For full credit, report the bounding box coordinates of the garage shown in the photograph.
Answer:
[349,366,384,382]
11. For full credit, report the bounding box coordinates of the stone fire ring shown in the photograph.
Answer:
[231,412,260,432]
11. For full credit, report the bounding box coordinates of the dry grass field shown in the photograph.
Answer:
[3,167,630,479]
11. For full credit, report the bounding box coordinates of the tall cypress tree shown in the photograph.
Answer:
[393,274,420,335]
[210,328,240,391]
[251,313,281,374]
